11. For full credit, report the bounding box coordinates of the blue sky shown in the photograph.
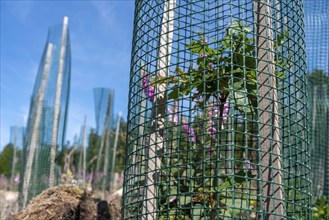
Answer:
[0,1,135,150]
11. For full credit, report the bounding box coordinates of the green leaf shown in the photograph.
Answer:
[223,198,248,215]
[169,186,178,199]
[277,34,285,46]
[227,20,251,35]
[218,179,232,191]
[246,70,257,83]
[221,35,231,47]
[276,71,286,79]
[191,204,204,219]
[233,68,243,74]
[233,81,243,90]
[230,90,252,113]
[186,40,204,54]
[234,170,256,184]
[179,195,192,205]
[245,44,255,53]
[246,82,257,96]
[168,86,179,99]
[175,66,186,77]
[204,45,217,55]
[181,85,192,96]
[245,56,256,69]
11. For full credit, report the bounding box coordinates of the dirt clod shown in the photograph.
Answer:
[7,185,121,220]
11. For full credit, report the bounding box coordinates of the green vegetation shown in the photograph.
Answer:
[312,197,329,220]
[163,21,288,114]
[0,143,21,178]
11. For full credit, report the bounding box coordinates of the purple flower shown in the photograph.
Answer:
[0,175,9,186]
[221,101,230,125]
[182,121,196,143]
[208,127,217,140]
[14,175,20,183]
[147,86,155,102]
[86,173,93,182]
[96,172,104,178]
[207,145,215,158]
[182,122,189,134]
[142,71,148,93]
[207,104,218,140]
[71,165,75,172]
[168,103,179,123]
[213,107,219,116]
[191,130,196,142]
[168,102,197,142]
[246,160,252,170]
[169,196,177,203]
[142,71,155,102]
[193,93,204,107]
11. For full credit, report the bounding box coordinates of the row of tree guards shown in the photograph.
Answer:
[70,110,123,199]
[18,87,122,207]
[122,0,311,219]
[15,15,124,208]
[92,88,123,198]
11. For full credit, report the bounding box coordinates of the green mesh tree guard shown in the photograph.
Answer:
[9,125,25,191]
[93,88,115,196]
[19,17,71,209]
[123,0,311,219]
[304,0,329,202]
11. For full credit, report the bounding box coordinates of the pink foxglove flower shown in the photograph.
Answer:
[142,70,155,102]
[207,103,218,140]
[14,175,20,183]
[221,101,230,127]
[245,160,252,170]
[182,121,196,143]
[168,101,179,123]
[168,103,196,142]
[147,86,155,102]
[169,196,177,203]
[208,127,217,140]
[86,173,93,182]
[0,175,9,186]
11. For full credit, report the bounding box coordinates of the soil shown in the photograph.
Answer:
[6,185,121,220]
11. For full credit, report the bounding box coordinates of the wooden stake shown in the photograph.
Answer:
[49,16,69,187]
[22,43,53,208]
[142,1,176,219]
[109,112,122,192]
[254,0,284,218]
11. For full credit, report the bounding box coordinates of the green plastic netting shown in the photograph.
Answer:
[93,88,116,194]
[18,17,71,209]
[304,0,329,202]
[123,0,311,219]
